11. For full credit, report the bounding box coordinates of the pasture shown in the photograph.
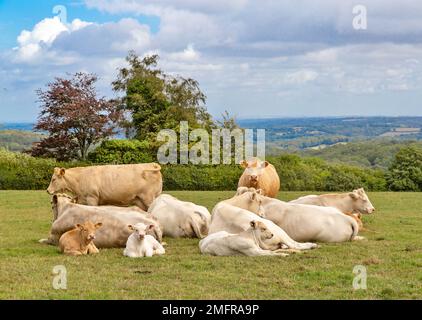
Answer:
[0,190,421,299]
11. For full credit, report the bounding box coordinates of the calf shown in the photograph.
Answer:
[123,223,165,258]
[59,221,102,256]
[200,220,289,257]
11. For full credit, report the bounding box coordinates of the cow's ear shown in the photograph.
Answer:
[250,220,257,229]
[59,168,66,176]
[261,161,269,168]
[256,188,263,195]
[148,224,155,230]
[76,224,83,230]
[240,160,248,168]
[128,225,134,231]
[250,192,257,201]
[95,222,103,229]
[349,192,359,200]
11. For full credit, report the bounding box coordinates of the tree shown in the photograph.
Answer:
[112,52,214,142]
[31,73,121,160]
[387,146,422,191]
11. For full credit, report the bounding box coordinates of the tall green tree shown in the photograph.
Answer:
[387,146,422,191]
[112,52,214,142]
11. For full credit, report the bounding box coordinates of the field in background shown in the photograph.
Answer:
[0,190,421,299]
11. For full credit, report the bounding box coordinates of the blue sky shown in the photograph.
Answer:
[1,0,422,121]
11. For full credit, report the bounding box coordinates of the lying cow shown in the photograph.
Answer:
[289,188,375,214]
[200,221,289,257]
[209,192,317,251]
[262,197,362,243]
[147,194,211,238]
[40,194,162,248]
[59,221,102,256]
[238,158,280,198]
[46,163,163,210]
[124,223,166,258]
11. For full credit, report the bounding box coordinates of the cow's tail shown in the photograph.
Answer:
[189,213,207,239]
[350,218,359,241]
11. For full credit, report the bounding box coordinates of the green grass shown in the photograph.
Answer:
[0,190,421,299]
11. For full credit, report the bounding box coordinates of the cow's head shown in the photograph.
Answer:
[50,193,73,221]
[250,220,273,241]
[47,167,68,195]
[128,223,154,241]
[249,220,284,251]
[76,221,102,243]
[240,158,269,186]
[238,189,265,217]
[349,188,375,214]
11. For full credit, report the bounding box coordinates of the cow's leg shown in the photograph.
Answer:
[353,236,366,241]
[85,196,99,206]
[39,234,60,246]
[87,243,99,254]
[242,246,289,257]
[133,197,148,211]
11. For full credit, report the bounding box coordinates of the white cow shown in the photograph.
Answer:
[200,221,289,257]
[147,194,211,238]
[263,197,362,242]
[124,223,165,258]
[209,195,317,251]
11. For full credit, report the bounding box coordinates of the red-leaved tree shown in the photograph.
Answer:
[31,73,122,160]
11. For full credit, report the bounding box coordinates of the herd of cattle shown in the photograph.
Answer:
[39,158,376,257]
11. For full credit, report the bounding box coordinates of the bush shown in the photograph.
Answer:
[0,148,87,190]
[88,139,154,164]
[387,146,422,191]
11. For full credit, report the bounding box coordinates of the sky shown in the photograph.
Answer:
[1,0,422,122]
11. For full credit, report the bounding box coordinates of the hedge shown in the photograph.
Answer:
[0,148,387,191]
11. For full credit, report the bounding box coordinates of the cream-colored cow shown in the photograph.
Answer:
[289,188,375,214]
[47,163,162,210]
[199,221,289,257]
[40,194,163,248]
[238,158,280,198]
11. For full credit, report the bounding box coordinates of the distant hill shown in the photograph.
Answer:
[297,139,422,170]
[238,116,422,152]
[0,130,44,152]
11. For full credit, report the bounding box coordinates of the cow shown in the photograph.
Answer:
[209,192,317,251]
[59,221,102,256]
[123,223,166,258]
[238,158,280,198]
[147,194,211,238]
[199,221,290,257]
[261,197,363,243]
[289,188,375,215]
[46,163,163,210]
[39,194,163,248]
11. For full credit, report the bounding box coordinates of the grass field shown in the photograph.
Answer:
[0,190,421,300]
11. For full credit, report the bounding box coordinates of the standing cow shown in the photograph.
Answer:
[46,163,162,210]
[238,158,280,198]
